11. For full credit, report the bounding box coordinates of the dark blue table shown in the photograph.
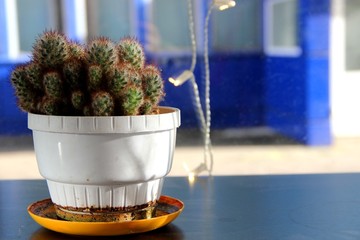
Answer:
[1,174,360,239]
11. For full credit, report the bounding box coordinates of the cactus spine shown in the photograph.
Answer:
[11,31,164,116]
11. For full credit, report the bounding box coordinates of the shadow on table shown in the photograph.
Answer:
[30,224,184,240]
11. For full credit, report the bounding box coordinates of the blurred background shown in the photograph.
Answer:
[1,0,360,178]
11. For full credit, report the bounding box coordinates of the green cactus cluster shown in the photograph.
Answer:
[11,31,164,116]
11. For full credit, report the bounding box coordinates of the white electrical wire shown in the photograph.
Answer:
[187,0,214,175]
[170,0,216,177]
[171,0,235,177]
[187,0,197,72]
[186,0,206,134]
[203,1,215,174]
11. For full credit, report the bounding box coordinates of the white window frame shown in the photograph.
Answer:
[145,0,199,55]
[0,0,67,60]
[0,0,20,60]
[86,0,137,42]
[211,0,262,54]
[0,0,88,61]
[264,0,301,57]
[61,0,88,43]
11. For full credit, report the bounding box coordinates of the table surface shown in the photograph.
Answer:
[2,174,360,239]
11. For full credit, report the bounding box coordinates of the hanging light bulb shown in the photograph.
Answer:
[168,70,194,87]
[213,0,236,11]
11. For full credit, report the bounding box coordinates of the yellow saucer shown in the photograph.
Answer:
[28,196,184,236]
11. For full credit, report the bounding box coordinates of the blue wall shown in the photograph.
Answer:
[150,54,264,129]
[303,0,331,145]
[264,0,331,145]
[0,62,29,135]
[0,0,332,145]
[264,57,307,141]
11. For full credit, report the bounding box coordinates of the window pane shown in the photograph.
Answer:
[271,0,297,48]
[16,0,60,52]
[87,0,132,42]
[212,0,261,52]
[345,0,360,71]
[150,0,190,51]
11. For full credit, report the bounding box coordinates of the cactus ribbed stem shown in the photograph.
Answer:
[33,31,70,69]
[43,71,63,99]
[91,91,114,116]
[87,38,117,70]
[118,38,145,70]
[121,86,143,116]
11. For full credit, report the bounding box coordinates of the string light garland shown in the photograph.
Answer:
[168,0,236,179]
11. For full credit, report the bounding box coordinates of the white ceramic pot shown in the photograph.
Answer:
[28,107,180,221]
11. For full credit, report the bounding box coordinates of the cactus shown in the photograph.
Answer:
[107,65,128,97]
[121,86,144,116]
[25,62,43,91]
[63,60,83,90]
[71,90,86,111]
[43,71,63,99]
[10,30,164,116]
[68,42,85,61]
[40,97,62,115]
[136,65,164,115]
[142,65,164,104]
[32,31,70,69]
[117,37,145,70]
[87,65,103,90]
[11,65,38,112]
[91,91,114,116]
[87,38,118,70]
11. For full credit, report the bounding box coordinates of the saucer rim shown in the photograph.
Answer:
[27,195,184,236]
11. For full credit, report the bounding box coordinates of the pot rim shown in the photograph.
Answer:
[28,106,180,134]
